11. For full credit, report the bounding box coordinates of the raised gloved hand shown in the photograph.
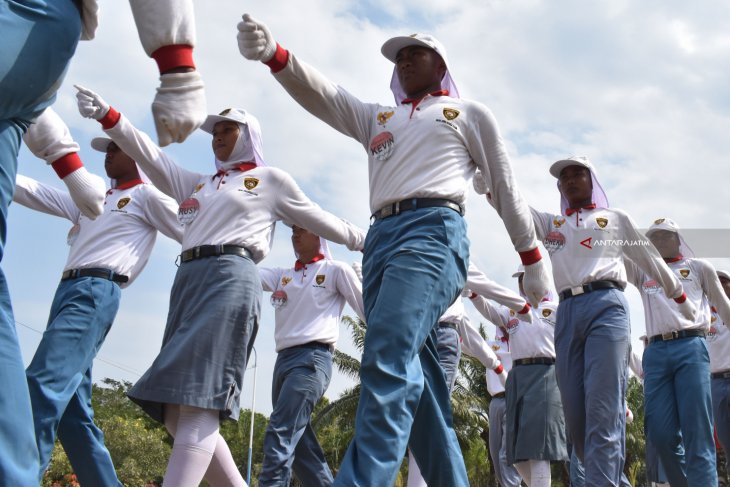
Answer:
[152,71,206,146]
[674,293,697,321]
[75,84,110,120]
[61,166,106,219]
[514,302,533,324]
[522,258,551,307]
[237,14,277,62]
[352,261,363,282]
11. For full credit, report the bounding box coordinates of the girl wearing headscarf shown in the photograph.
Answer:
[75,87,365,487]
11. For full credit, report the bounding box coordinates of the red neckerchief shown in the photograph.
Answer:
[565,203,596,216]
[106,178,145,196]
[402,89,449,116]
[294,253,325,272]
[664,254,684,263]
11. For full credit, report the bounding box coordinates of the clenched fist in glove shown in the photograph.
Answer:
[237,14,277,62]
[75,84,110,120]
[522,258,552,307]
[152,71,206,146]
[62,167,107,219]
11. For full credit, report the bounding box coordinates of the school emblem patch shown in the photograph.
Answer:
[542,309,552,318]
[376,111,394,126]
[679,269,690,279]
[442,108,460,121]
[117,197,131,209]
[596,217,608,229]
[244,177,259,190]
[281,276,292,286]
[316,275,326,285]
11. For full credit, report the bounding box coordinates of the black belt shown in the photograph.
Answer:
[288,341,334,353]
[61,268,128,284]
[712,370,730,380]
[371,198,463,221]
[514,357,555,366]
[180,245,251,263]
[438,322,458,331]
[559,280,624,301]
[648,329,706,344]
[492,392,505,399]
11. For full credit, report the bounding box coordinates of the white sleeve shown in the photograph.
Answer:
[258,267,280,293]
[618,210,683,299]
[128,0,196,56]
[140,186,183,243]
[13,174,81,222]
[466,262,527,312]
[22,108,80,165]
[335,263,365,322]
[628,349,643,378]
[463,105,538,254]
[529,206,552,242]
[468,295,510,329]
[458,316,500,369]
[105,114,202,202]
[273,170,366,251]
[698,259,730,325]
[623,257,644,289]
[271,53,378,148]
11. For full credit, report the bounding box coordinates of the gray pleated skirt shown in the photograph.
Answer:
[505,363,568,463]
[128,254,261,423]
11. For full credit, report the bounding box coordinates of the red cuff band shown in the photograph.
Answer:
[518,303,531,314]
[674,292,687,304]
[99,107,121,130]
[151,45,195,74]
[494,364,504,375]
[519,247,542,266]
[264,43,289,73]
[51,153,83,179]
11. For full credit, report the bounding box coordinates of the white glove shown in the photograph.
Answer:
[352,261,363,282]
[472,169,488,195]
[626,407,634,425]
[237,14,277,62]
[61,166,106,219]
[152,71,206,147]
[522,258,551,307]
[514,303,533,324]
[497,368,508,387]
[74,84,110,120]
[674,294,697,321]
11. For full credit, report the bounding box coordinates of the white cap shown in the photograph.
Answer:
[201,108,266,169]
[200,108,252,134]
[90,137,112,153]
[549,156,593,179]
[717,270,730,281]
[646,217,694,258]
[512,265,525,278]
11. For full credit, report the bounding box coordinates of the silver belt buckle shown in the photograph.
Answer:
[570,286,584,297]
[380,205,393,218]
[661,331,677,341]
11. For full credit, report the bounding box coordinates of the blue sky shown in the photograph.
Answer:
[8,0,730,416]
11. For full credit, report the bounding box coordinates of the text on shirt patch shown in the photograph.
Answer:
[442,108,460,120]
[369,132,395,161]
[111,196,132,214]
[239,177,260,196]
[642,280,662,295]
[544,231,566,254]
[596,217,608,229]
[376,111,394,126]
[271,290,288,309]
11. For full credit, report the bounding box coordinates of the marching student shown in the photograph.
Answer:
[519,156,692,486]
[258,226,364,487]
[237,16,552,486]
[625,218,730,486]
[709,270,730,468]
[14,136,182,485]
[75,87,365,486]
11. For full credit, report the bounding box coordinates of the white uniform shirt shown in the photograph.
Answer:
[457,315,500,370]
[485,338,512,396]
[625,257,730,337]
[105,115,365,262]
[531,207,682,297]
[271,54,538,253]
[708,305,730,373]
[14,176,182,288]
[259,259,365,352]
[469,294,557,360]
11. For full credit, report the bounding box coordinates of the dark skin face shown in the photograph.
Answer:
[558,165,593,208]
[291,225,321,263]
[211,121,240,162]
[395,45,447,99]
[104,142,139,184]
[648,230,681,259]
[719,276,730,299]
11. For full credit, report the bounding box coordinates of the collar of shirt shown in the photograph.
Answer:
[401,89,450,110]
[664,254,684,263]
[106,178,145,195]
[294,253,325,272]
[212,162,257,180]
[565,203,597,216]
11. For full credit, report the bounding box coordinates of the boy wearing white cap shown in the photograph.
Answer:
[258,226,364,487]
[525,157,692,486]
[14,137,182,485]
[625,218,730,486]
[709,270,730,472]
[237,16,551,486]
[74,91,366,486]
